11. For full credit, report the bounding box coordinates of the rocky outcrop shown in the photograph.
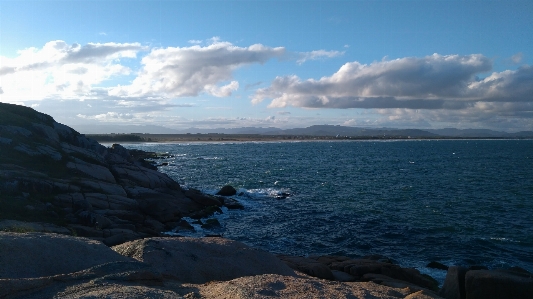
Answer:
[0,103,242,243]
[278,254,440,295]
[439,265,533,299]
[0,232,445,299]
[277,255,335,280]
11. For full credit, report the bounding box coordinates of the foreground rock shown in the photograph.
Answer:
[112,237,296,283]
[0,232,133,279]
[195,274,443,299]
[0,232,444,299]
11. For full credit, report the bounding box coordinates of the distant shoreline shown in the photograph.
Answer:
[86,133,533,143]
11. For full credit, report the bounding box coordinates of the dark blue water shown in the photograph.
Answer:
[123,140,533,281]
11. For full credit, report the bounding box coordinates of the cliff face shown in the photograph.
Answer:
[0,103,228,245]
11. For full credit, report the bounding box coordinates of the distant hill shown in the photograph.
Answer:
[74,123,533,139]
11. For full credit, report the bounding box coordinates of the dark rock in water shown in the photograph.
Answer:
[439,266,467,299]
[216,185,237,196]
[190,205,223,219]
[465,269,533,299]
[277,255,335,280]
[427,261,449,270]
[201,218,221,229]
[220,197,244,210]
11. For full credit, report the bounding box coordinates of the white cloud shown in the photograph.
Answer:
[297,50,344,64]
[109,40,285,98]
[204,81,239,97]
[76,111,159,123]
[253,54,533,110]
[251,53,533,130]
[0,40,145,103]
[77,112,134,121]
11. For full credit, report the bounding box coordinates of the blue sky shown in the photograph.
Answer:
[1,0,532,133]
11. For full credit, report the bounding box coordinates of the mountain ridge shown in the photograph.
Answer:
[74,123,533,138]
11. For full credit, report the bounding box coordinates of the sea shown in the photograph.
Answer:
[119,139,533,283]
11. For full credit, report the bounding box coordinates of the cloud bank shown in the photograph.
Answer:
[252,54,533,110]
[1,40,531,131]
[109,40,285,98]
[0,39,286,104]
[0,40,144,102]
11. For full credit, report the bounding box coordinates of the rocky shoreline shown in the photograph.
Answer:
[1,103,532,298]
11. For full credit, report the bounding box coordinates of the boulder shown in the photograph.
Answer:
[465,269,533,299]
[330,259,439,291]
[216,185,237,196]
[277,255,335,280]
[0,232,133,278]
[439,266,467,299]
[112,237,296,283]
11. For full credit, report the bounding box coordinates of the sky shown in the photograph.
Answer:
[1,0,532,133]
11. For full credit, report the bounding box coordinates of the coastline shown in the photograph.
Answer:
[86,133,533,144]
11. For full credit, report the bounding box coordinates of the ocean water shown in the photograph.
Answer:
[121,140,533,282]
